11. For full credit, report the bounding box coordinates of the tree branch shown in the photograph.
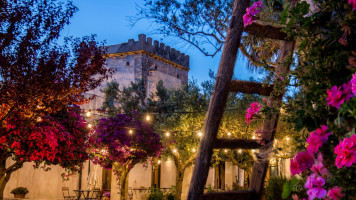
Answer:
[182,154,197,170]
[5,160,23,174]
[239,45,275,71]
[227,153,251,175]
[244,22,289,41]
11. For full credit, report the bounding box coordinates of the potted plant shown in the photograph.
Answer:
[103,192,110,200]
[10,187,29,198]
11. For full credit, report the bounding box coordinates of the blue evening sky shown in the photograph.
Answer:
[63,0,259,84]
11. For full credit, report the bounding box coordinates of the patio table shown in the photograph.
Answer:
[73,189,92,200]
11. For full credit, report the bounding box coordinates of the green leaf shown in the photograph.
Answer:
[280,4,290,24]
[282,177,298,199]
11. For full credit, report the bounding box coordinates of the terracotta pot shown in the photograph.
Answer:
[14,194,26,198]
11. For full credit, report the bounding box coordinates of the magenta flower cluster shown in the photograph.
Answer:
[243,1,263,27]
[334,135,356,168]
[245,102,261,124]
[90,114,162,170]
[326,73,355,109]
[306,125,332,154]
[290,151,315,176]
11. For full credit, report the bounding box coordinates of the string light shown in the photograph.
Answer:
[227,132,231,136]
[197,132,203,137]
[252,149,256,153]
[165,132,170,137]
[129,129,133,134]
[192,148,196,153]
[36,117,42,122]
[146,115,151,121]
[252,136,256,139]
[238,149,242,153]
[286,137,290,141]
[88,123,93,129]
[224,149,228,153]
[86,111,91,117]
[158,160,161,164]
[173,149,177,153]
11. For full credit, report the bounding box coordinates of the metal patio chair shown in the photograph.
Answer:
[62,187,76,200]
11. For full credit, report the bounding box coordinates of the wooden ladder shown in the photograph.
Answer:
[186,0,295,199]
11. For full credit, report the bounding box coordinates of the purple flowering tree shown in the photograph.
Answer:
[90,114,162,200]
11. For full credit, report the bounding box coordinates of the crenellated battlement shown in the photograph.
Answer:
[106,34,190,68]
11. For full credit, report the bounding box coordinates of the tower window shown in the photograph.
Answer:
[177,73,180,79]
[126,62,130,66]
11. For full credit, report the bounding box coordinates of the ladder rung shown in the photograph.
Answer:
[228,80,273,96]
[203,191,256,200]
[213,138,262,149]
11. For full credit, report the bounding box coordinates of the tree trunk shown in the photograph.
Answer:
[187,1,250,200]
[175,170,184,200]
[0,160,11,200]
[120,168,129,200]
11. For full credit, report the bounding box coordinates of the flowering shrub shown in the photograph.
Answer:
[103,192,110,197]
[243,1,263,27]
[245,102,261,124]
[90,113,162,169]
[1,106,90,174]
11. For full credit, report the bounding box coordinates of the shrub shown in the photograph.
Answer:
[10,187,29,195]
[265,176,289,200]
[165,186,175,200]
[148,188,164,200]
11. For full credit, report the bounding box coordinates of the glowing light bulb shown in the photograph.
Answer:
[227,132,231,136]
[86,111,91,117]
[146,115,151,121]
[129,130,133,134]
[252,136,256,139]
[192,148,196,153]
[224,149,228,153]
[88,123,92,128]
[165,132,170,137]
[238,149,242,153]
[286,137,290,141]
[173,149,177,153]
[252,149,256,153]
[198,132,203,137]
[158,160,161,164]
[36,117,42,122]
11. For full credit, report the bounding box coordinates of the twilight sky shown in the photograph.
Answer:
[62,0,259,84]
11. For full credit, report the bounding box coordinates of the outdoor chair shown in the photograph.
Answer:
[128,187,133,200]
[85,188,101,200]
[62,187,76,200]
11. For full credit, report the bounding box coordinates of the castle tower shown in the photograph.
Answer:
[84,34,190,109]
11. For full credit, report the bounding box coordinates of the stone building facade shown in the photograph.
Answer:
[3,34,291,200]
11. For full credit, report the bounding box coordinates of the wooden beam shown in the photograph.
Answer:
[203,191,256,200]
[229,80,273,96]
[187,1,250,200]
[244,23,288,41]
[213,138,262,149]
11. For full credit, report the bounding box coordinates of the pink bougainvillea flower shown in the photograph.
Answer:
[290,151,315,176]
[350,73,356,95]
[326,82,354,109]
[326,86,344,109]
[307,133,323,154]
[327,187,345,200]
[243,1,263,27]
[314,125,332,143]
[348,0,356,10]
[305,174,327,200]
[245,102,261,124]
[334,135,356,168]
[311,153,330,177]
[327,187,344,200]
